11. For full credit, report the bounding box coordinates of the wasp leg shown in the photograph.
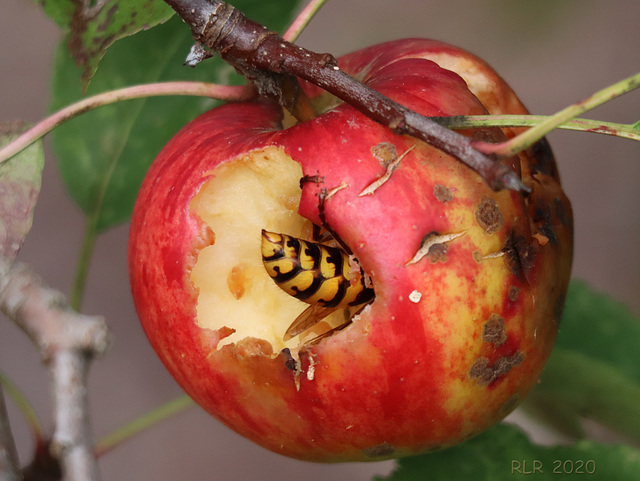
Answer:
[299,174,325,189]
[318,184,351,255]
[299,174,350,251]
[311,223,334,244]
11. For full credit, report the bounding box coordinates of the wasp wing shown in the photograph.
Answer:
[299,303,371,345]
[284,304,339,341]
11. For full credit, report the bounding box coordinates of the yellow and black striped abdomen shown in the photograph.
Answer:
[261,230,374,308]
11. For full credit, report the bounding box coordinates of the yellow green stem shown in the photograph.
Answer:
[432,115,640,142]
[69,213,100,311]
[0,372,44,445]
[472,71,640,156]
[94,395,194,457]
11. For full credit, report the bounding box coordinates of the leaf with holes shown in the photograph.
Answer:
[35,0,174,87]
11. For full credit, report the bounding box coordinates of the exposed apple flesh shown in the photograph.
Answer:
[189,147,352,352]
[129,39,573,462]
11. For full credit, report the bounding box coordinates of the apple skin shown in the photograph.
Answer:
[129,39,573,462]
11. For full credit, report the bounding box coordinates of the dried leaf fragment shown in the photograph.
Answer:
[406,231,465,266]
[359,145,415,196]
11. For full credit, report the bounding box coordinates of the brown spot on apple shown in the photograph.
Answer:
[502,234,536,278]
[554,197,570,226]
[469,352,525,386]
[532,202,557,245]
[424,445,444,453]
[475,197,503,234]
[363,443,395,458]
[427,243,448,263]
[500,394,520,415]
[527,138,558,179]
[482,314,507,347]
[371,142,397,165]
[360,144,414,196]
[508,286,520,302]
[554,291,568,326]
[434,183,453,203]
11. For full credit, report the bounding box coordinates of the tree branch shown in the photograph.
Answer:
[0,259,109,481]
[164,0,528,192]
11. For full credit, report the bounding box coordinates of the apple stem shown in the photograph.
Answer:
[280,75,318,122]
[163,0,528,192]
[0,82,252,166]
[94,395,194,458]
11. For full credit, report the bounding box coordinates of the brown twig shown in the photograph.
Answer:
[0,259,109,481]
[163,0,528,192]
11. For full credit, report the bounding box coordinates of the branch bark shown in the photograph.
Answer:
[0,259,109,481]
[163,0,528,192]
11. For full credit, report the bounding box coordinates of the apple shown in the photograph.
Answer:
[128,38,573,462]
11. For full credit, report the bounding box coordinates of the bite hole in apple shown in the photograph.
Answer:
[188,146,369,355]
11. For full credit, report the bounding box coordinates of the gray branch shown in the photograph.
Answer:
[0,259,109,481]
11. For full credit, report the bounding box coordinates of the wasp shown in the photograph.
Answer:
[261,230,374,341]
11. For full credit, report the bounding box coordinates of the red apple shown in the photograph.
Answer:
[128,38,573,462]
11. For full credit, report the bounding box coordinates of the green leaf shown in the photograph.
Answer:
[557,281,640,382]
[0,122,44,260]
[35,0,174,87]
[525,349,640,442]
[50,0,301,232]
[632,120,640,132]
[522,281,640,441]
[377,424,640,481]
